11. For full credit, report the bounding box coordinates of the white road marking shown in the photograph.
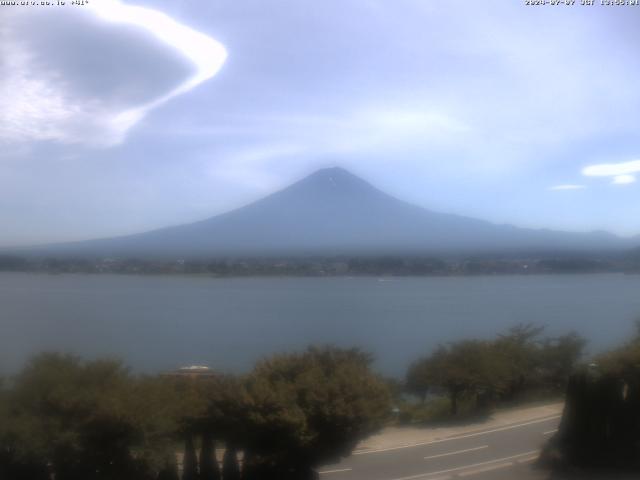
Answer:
[353,415,560,455]
[542,429,557,435]
[319,467,353,475]
[516,453,540,464]
[457,461,513,477]
[387,450,539,480]
[424,445,488,460]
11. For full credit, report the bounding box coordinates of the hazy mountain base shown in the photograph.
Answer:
[8,168,639,259]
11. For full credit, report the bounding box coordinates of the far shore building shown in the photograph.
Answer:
[162,365,218,379]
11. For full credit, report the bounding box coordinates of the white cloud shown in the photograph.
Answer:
[581,159,640,186]
[88,0,226,100]
[612,174,636,185]
[549,184,586,191]
[582,159,640,177]
[0,47,86,144]
[0,1,226,148]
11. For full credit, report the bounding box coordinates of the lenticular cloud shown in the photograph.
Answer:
[0,1,227,148]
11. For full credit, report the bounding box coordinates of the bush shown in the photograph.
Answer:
[240,346,391,476]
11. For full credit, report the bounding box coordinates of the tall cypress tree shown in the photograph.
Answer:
[157,459,180,480]
[221,444,240,480]
[199,432,220,480]
[182,433,199,480]
[239,450,257,480]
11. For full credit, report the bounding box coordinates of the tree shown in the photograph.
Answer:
[0,353,178,480]
[545,327,640,471]
[408,325,587,414]
[3,354,148,480]
[221,444,241,480]
[2,347,391,480]
[182,433,198,480]
[0,374,50,480]
[405,359,431,403]
[494,323,545,400]
[241,346,391,478]
[596,321,640,375]
[199,432,220,480]
[157,460,180,480]
[416,341,509,415]
[539,332,586,391]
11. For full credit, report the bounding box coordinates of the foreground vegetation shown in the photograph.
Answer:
[0,347,390,480]
[2,322,638,479]
[542,323,640,473]
[403,324,585,420]
[402,323,640,472]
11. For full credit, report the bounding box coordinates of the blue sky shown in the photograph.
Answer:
[2,0,640,246]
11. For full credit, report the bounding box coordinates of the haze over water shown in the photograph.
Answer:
[2,272,639,377]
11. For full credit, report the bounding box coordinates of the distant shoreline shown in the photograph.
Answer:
[2,251,640,277]
[1,268,638,280]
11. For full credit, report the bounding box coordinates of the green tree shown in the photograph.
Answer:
[494,323,545,400]
[157,460,180,480]
[420,341,509,415]
[405,359,431,403]
[596,321,640,377]
[0,373,51,480]
[241,346,391,478]
[5,354,147,480]
[539,332,586,391]
[0,353,184,480]
[546,325,639,471]
[182,433,198,480]
[199,432,220,480]
[221,444,241,480]
[408,325,586,415]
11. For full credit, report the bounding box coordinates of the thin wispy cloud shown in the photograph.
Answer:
[549,184,587,191]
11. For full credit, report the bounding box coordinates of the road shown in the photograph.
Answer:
[318,415,560,480]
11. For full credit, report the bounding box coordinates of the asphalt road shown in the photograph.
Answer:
[318,415,561,480]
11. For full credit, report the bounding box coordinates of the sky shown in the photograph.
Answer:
[2,0,640,247]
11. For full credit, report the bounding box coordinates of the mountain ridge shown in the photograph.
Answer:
[11,167,637,258]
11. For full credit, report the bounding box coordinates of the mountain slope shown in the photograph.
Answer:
[22,167,635,257]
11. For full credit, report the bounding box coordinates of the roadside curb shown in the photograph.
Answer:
[353,404,563,455]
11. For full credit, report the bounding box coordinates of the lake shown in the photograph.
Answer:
[1,273,639,377]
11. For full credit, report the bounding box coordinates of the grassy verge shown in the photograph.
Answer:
[394,392,563,427]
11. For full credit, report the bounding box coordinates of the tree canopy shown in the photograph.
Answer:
[239,346,391,478]
[0,347,391,480]
[405,324,586,416]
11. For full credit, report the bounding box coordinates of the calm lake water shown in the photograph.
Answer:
[1,273,639,376]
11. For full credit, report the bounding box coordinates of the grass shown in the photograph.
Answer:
[393,391,564,427]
